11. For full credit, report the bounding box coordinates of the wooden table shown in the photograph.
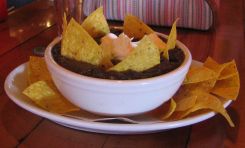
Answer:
[0,0,244,147]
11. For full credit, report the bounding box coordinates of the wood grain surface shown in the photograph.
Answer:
[0,0,244,147]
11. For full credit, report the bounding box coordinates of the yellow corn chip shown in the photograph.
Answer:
[174,78,218,111]
[174,89,197,112]
[174,91,234,127]
[161,99,176,120]
[183,66,218,84]
[23,81,79,114]
[62,12,68,35]
[204,58,238,81]
[23,81,56,100]
[148,33,167,52]
[168,58,237,127]
[61,18,103,65]
[81,7,110,38]
[203,57,224,75]
[219,60,238,80]
[147,99,176,120]
[101,55,113,69]
[186,79,217,92]
[27,56,52,84]
[109,35,160,72]
[163,19,179,60]
[211,74,240,100]
[123,15,154,39]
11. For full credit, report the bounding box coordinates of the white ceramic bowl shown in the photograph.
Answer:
[44,33,192,116]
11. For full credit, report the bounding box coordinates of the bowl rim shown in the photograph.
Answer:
[44,32,192,85]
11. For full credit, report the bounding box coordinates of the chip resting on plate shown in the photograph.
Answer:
[211,74,240,100]
[163,19,179,60]
[172,91,234,127]
[173,87,198,111]
[161,99,176,120]
[61,18,103,65]
[123,15,154,39]
[109,35,160,72]
[23,80,79,114]
[147,98,176,120]
[203,57,225,76]
[183,65,218,84]
[27,56,52,84]
[218,60,238,80]
[203,57,238,80]
[166,57,240,127]
[203,57,240,100]
[81,7,110,38]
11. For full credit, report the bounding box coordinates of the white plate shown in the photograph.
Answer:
[4,63,232,134]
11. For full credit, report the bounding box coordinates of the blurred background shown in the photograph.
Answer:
[7,0,36,11]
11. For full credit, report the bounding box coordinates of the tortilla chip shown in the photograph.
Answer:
[81,7,109,38]
[163,19,179,60]
[148,33,167,52]
[211,74,240,100]
[219,60,238,80]
[203,57,224,75]
[174,91,234,127]
[28,56,52,84]
[109,35,160,72]
[161,99,176,120]
[183,65,218,84]
[186,78,217,92]
[175,78,218,111]
[204,58,238,80]
[123,15,154,39]
[61,18,103,65]
[62,12,68,35]
[23,81,79,114]
[101,56,113,69]
[174,89,197,111]
[147,99,175,119]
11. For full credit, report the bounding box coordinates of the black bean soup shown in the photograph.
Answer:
[52,31,185,80]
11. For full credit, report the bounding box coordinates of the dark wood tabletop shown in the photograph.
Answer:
[0,0,244,147]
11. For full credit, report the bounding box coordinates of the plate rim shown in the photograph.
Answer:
[4,62,232,134]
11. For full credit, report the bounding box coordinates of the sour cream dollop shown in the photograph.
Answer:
[100,33,137,61]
